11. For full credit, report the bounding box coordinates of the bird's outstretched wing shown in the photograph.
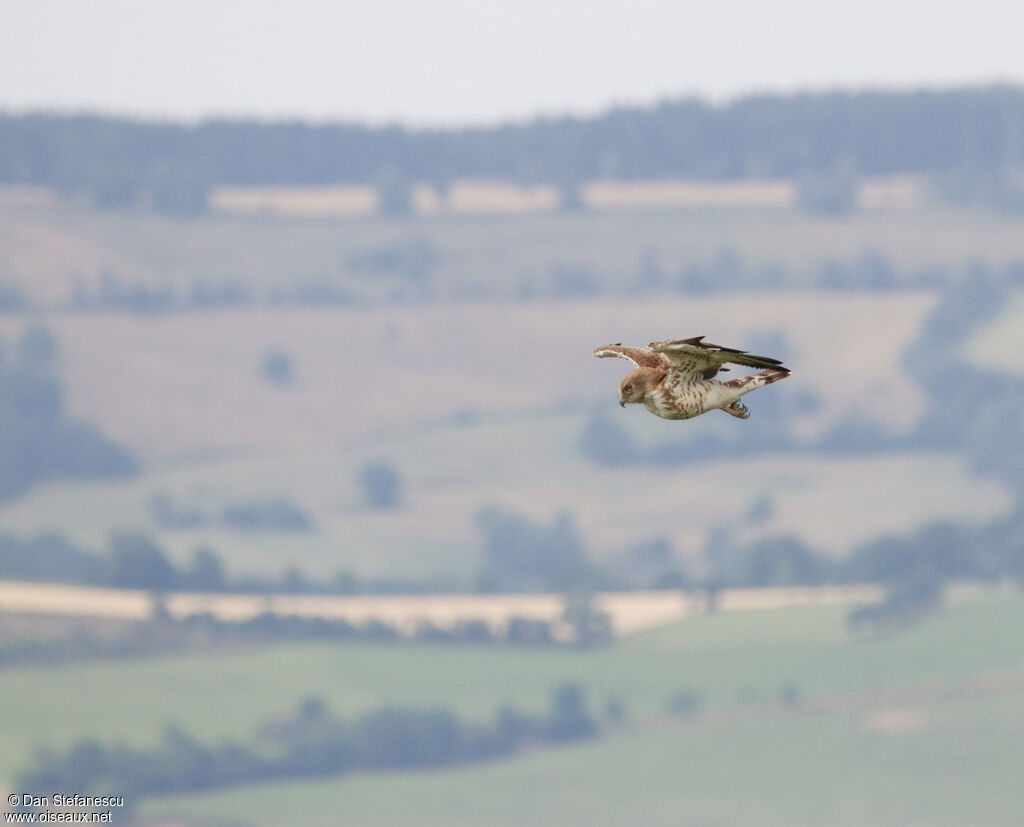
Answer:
[649,336,789,374]
[593,343,667,369]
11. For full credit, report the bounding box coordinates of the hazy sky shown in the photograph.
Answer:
[3,0,1024,126]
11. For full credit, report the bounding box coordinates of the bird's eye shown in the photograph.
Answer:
[624,385,633,393]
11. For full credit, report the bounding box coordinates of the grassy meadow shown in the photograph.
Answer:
[2,594,1024,823]
[143,693,1024,827]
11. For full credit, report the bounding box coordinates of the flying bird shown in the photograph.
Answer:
[594,336,790,420]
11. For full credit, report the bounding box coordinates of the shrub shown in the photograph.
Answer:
[357,460,402,509]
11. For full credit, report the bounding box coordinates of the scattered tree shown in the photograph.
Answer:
[261,349,295,386]
[475,506,590,591]
[184,547,226,591]
[667,689,704,717]
[358,460,402,509]
[108,533,177,590]
[221,498,312,531]
[562,589,613,646]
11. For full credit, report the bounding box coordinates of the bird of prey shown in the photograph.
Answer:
[594,336,790,420]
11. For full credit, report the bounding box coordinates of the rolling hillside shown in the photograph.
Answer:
[4,594,1024,825]
[1,200,1020,583]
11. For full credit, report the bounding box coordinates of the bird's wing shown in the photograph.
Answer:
[649,336,789,375]
[593,343,667,369]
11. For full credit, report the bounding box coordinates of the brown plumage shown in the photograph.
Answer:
[594,335,790,420]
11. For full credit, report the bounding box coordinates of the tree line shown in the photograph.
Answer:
[15,686,598,810]
[0,596,601,668]
[0,531,425,595]
[4,501,1023,627]
[4,86,1024,211]
[16,242,1021,323]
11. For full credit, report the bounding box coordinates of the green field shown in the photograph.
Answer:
[143,693,1024,827]
[4,594,1024,824]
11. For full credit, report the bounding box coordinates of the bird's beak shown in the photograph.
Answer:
[619,399,626,408]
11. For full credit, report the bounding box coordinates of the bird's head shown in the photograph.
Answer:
[618,368,654,407]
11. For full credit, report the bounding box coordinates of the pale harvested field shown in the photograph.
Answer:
[7,203,1024,308]
[0,291,1012,578]
[0,291,935,461]
[208,178,899,217]
[445,180,561,214]
[0,185,55,207]
[966,287,1024,374]
[856,175,930,210]
[209,179,787,218]
[0,580,882,638]
[1,202,1017,585]
[209,185,378,218]
[0,581,153,620]
[584,179,796,209]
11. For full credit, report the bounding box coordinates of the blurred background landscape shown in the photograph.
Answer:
[3,2,1024,825]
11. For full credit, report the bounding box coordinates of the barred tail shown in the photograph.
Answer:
[720,368,790,419]
[724,367,791,393]
[758,368,791,386]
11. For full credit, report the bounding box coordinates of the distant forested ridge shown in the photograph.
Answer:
[3,86,1024,210]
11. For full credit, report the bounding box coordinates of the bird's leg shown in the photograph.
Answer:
[722,400,750,419]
